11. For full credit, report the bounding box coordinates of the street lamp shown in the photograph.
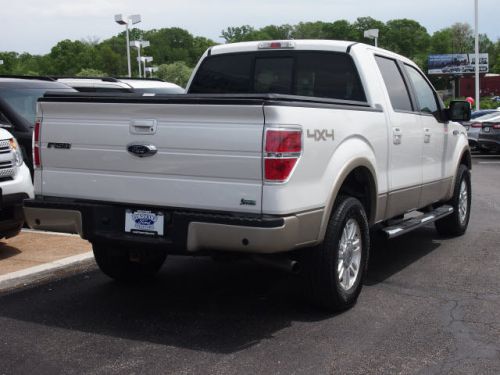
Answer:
[364,29,379,48]
[114,14,141,78]
[145,66,158,78]
[130,40,149,78]
[141,56,153,77]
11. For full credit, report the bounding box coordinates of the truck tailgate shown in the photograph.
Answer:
[37,101,264,213]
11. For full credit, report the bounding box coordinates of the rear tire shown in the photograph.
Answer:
[303,196,370,311]
[435,164,471,237]
[92,244,167,282]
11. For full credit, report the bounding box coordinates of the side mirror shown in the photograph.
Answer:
[446,100,471,122]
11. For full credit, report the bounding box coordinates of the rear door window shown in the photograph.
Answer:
[189,51,366,102]
[375,56,413,112]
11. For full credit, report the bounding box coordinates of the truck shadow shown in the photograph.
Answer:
[0,242,22,261]
[0,226,441,354]
[365,225,440,285]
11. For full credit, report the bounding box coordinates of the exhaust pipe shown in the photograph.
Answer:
[251,255,301,274]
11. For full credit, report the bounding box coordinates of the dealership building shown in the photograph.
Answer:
[459,74,500,97]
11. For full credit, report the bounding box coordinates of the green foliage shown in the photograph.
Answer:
[385,19,430,60]
[156,61,193,87]
[1,19,499,81]
[76,68,107,77]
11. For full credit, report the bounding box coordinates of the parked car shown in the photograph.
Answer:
[57,77,185,95]
[465,111,500,150]
[117,78,185,94]
[0,77,76,174]
[25,40,471,311]
[478,115,500,153]
[56,78,134,93]
[0,128,34,239]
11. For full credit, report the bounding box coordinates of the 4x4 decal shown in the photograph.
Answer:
[307,129,334,141]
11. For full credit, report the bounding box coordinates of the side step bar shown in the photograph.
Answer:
[382,205,454,239]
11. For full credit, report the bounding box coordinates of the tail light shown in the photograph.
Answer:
[492,123,500,129]
[33,119,41,168]
[258,41,295,49]
[264,128,302,183]
[471,122,482,128]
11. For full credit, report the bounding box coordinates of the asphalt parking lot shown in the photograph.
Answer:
[0,155,499,375]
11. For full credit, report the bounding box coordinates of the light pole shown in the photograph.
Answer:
[145,66,158,78]
[474,0,480,110]
[141,56,153,77]
[364,29,379,48]
[114,14,141,78]
[130,40,149,78]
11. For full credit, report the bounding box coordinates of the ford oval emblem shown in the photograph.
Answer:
[132,212,157,226]
[127,143,158,157]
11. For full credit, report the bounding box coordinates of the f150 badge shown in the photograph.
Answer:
[307,129,334,141]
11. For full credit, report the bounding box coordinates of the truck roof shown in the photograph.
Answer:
[209,39,416,67]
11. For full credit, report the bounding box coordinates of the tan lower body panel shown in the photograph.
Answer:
[23,207,84,236]
[187,209,324,253]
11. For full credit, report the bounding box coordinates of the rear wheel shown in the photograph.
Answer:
[92,244,167,282]
[303,196,370,311]
[435,164,471,236]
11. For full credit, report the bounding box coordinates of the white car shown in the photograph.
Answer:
[56,78,133,93]
[0,128,33,239]
[118,79,185,94]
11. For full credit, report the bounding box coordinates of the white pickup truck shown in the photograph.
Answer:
[24,40,472,311]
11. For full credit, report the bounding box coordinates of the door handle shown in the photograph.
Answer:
[392,127,402,145]
[130,119,157,135]
[424,128,431,143]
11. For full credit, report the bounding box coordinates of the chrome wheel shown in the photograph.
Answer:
[338,218,362,291]
[458,179,468,224]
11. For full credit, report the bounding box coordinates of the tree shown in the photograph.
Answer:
[385,19,430,59]
[352,17,388,46]
[156,61,193,87]
[292,22,328,39]
[76,68,106,77]
[47,39,96,76]
[449,22,474,53]
[220,25,258,43]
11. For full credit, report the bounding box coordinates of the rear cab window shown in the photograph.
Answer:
[189,51,367,103]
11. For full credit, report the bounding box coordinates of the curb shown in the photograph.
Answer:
[0,252,96,293]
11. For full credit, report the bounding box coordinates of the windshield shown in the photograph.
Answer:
[0,88,74,125]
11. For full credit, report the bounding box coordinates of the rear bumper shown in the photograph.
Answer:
[23,198,323,254]
[478,135,500,151]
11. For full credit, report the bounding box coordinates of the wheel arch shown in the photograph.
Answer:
[445,145,472,201]
[318,159,378,242]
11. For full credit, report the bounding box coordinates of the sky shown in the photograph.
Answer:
[1,0,498,55]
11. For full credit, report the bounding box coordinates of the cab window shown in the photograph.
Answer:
[404,64,439,116]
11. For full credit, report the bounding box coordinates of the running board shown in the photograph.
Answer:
[382,205,454,239]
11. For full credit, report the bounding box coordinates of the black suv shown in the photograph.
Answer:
[0,77,76,174]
